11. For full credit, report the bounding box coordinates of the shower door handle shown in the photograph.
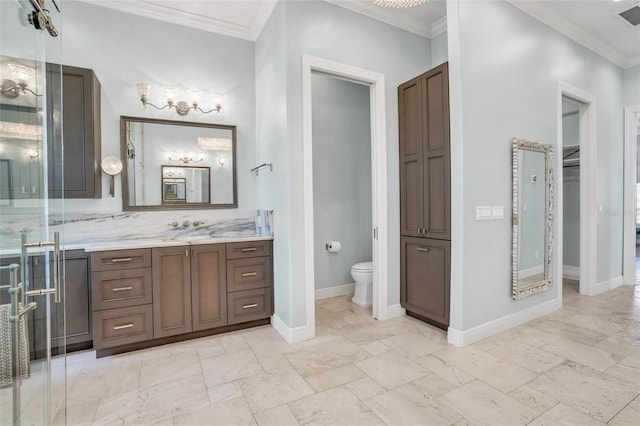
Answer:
[21,231,61,303]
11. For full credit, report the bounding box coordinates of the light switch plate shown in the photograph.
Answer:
[492,205,504,220]
[476,206,492,221]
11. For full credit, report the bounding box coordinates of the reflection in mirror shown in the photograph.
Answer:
[161,166,210,205]
[121,116,236,211]
[512,137,554,300]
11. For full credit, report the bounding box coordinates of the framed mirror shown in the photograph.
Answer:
[121,116,236,211]
[512,137,554,300]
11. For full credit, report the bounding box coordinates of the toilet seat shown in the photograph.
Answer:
[351,261,373,272]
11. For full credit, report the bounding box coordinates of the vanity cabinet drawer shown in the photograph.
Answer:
[93,304,153,349]
[227,257,271,292]
[91,249,151,271]
[226,241,271,259]
[227,288,272,325]
[92,268,152,311]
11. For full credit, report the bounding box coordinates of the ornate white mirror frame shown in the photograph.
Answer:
[512,137,554,300]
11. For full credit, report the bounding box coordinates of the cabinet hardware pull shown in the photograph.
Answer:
[113,323,134,330]
[112,286,133,292]
[111,257,132,263]
[416,247,430,252]
[242,303,258,309]
[186,250,189,257]
[241,248,257,252]
[242,272,258,277]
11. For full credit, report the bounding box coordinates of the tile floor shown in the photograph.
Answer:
[46,280,640,425]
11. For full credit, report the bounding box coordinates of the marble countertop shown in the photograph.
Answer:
[0,235,273,257]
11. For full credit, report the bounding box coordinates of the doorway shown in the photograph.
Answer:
[623,105,640,287]
[302,56,389,338]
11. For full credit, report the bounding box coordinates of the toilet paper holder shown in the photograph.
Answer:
[325,241,341,252]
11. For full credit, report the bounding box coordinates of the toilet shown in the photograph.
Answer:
[351,261,373,307]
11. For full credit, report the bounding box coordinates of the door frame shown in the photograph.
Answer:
[557,82,597,297]
[302,55,389,332]
[623,105,640,286]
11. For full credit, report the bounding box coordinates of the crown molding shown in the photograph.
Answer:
[324,0,431,38]
[627,55,640,69]
[77,0,276,42]
[430,15,447,38]
[506,0,630,69]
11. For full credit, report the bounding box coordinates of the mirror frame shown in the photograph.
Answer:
[512,137,554,300]
[120,116,237,211]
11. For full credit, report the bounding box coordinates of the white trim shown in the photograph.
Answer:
[430,16,447,39]
[250,1,279,41]
[592,275,624,296]
[386,304,407,319]
[506,1,630,69]
[558,83,598,298]
[518,265,544,279]
[271,314,315,344]
[302,55,389,339]
[623,105,640,286]
[447,297,562,347]
[315,284,355,300]
[562,265,580,280]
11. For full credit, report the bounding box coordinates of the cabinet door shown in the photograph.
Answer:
[400,237,450,327]
[47,64,101,199]
[152,246,192,338]
[421,63,450,240]
[191,244,227,331]
[399,75,424,237]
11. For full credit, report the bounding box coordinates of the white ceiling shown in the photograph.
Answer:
[79,0,640,68]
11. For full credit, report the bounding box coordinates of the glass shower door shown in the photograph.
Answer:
[0,1,65,424]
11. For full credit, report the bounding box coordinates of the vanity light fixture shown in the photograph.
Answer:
[197,137,232,151]
[167,155,204,164]
[136,83,223,116]
[372,0,426,7]
[0,64,42,98]
[0,121,43,140]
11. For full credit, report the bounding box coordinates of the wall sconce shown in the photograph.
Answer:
[217,158,225,167]
[101,156,123,197]
[136,83,223,115]
[26,149,39,160]
[0,64,42,98]
[167,155,204,164]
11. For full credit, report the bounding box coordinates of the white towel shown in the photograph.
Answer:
[0,303,31,387]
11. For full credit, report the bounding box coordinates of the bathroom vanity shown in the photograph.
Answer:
[89,237,273,357]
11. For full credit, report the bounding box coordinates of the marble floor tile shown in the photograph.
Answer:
[173,397,255,426]
[221,333,251,352]
[528,361,638,422]
[242,326,293,358]
[286,337,369,377]
[200,350,264,387]
[602,364,640,392]
[345,377,386,401]
[440,380,538,425]
[531,318,609,346]
[527,403,604,426]
[304,364,366,392]
[360,340,392,356]
[258,354,292,371]
[238,367,314,413]
[288,387,384,426]
[508,385,558,414]
[411,373,457,397]
[67,355,142,405]
[254,405,300,426]
[415,355,475,387]
[620,350,640,369]
[340,324,396,346]
[380,331,447,360]
[52,399,100,426]
[366,382,463,426]
[541,337,616,372]
[355,351,428,389]
[593,333,640,363]
[207,381,244,403]
[431,346,536,393]
[92,374,209,424]
[487,339,564,374]
[139,350,202,388]
[607,395,640,426]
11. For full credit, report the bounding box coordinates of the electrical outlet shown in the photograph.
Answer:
[476,206,492,221]
[492,206,504,220]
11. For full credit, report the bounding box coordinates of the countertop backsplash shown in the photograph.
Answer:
[0,209,273,250]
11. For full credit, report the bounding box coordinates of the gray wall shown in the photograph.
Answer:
[311,73,372,290]
[448,0,624,330]
[623,65,640,107]
[431,31,448,67]
[60,1,257,215]
[562,113,580,267]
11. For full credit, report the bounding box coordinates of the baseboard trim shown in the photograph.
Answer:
[563,265,580,280]
[386,304,406,319]
[590,275,624,296]
[519,265,544,279]
[271,314,315,344]
[315,284,355,300]
[446,297,562,347]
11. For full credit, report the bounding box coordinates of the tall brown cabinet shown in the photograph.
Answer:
[399,62,451,329]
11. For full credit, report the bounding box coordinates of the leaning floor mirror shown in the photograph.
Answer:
[512,137,554,300]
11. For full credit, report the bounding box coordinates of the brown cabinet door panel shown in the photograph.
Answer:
[92,268,152,311]
[93,304,153,349]
[91,249,151,272]
[400,237,450,327]
[226,240,271,259]
[152,247,192,338]
[192,244,227,331]
[426,156,447,237]
[227,256,271,292]
[227,288,272,325]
